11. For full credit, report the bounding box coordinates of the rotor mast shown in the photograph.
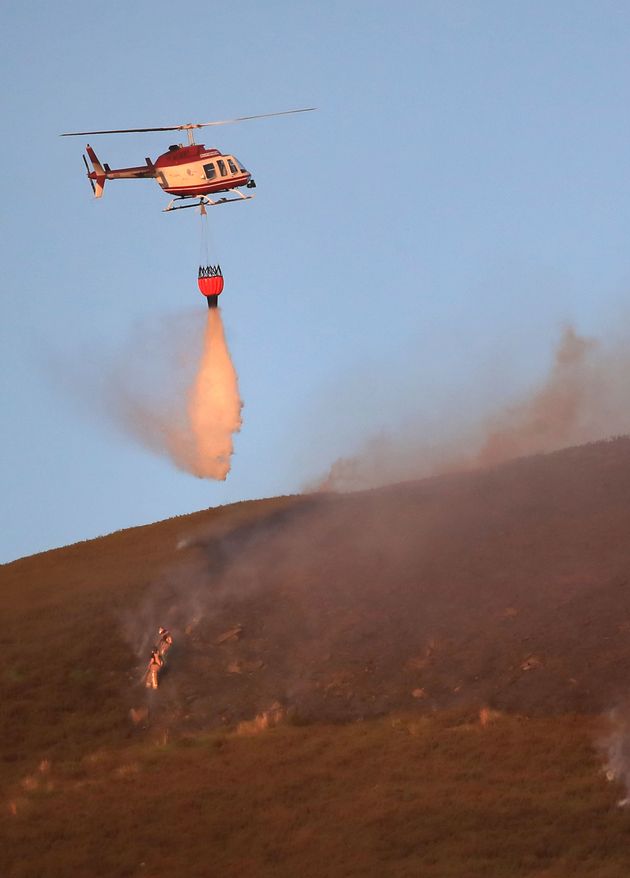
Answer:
[183,125,196,146]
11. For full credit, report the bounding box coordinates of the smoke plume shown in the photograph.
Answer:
[600,707,630,807]
[317,325,630,491]
[110,308,242,480]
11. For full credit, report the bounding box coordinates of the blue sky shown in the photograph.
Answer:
[3,1,630,561]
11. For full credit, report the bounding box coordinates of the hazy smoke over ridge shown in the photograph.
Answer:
[110,308,242,480]
[318,325,630,491]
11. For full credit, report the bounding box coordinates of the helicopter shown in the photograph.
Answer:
[61,108,315,212]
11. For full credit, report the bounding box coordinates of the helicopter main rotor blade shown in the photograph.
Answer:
[61,125,185,136]
[60,108,316,137]
[195,108,317,127]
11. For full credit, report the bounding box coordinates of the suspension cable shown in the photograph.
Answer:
[199,210,210,268]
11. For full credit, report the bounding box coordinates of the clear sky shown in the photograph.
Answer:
[3,0,630,562]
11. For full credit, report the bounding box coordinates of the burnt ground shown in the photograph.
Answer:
[4,436,630,767]
[146,437,630,731]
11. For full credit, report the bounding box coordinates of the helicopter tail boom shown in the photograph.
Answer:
[84,144,156,198]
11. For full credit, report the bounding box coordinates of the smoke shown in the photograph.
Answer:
[600,707,630,807]
[317,325,630,491]
[111,308,242,480]
[471,326,598,468]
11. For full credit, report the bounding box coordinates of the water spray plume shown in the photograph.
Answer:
[97,308,242,480]
[184,308,242,479]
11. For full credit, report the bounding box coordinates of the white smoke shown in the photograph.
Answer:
[316,325,630,491]
[600,707,630,807]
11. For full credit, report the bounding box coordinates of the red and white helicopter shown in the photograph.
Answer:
[61,108,315,213]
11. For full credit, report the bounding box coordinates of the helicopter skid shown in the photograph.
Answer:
[163,190,254,213]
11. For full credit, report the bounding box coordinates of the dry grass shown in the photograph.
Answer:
[2,713,630,878]
[5,440,630,874]
[0,495,306,781]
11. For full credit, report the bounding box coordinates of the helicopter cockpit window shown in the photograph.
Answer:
[227,159,239,175]
[203,163,217,180]
[235,157,248,173]
[217,159,228,177]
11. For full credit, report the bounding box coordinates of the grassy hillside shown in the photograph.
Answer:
[4,712,630,878]
[5,437,630,774]
[1,495,306,777]
[5,438,630,873]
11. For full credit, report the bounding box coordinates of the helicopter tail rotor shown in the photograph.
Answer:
[84,144,107,198]
[82,154,96,195]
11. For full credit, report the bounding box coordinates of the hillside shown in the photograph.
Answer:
[4,437,630,773]
[6,437,630,875]
[4,713,630,878]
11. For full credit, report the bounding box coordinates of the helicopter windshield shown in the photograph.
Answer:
[235,157,248,173]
